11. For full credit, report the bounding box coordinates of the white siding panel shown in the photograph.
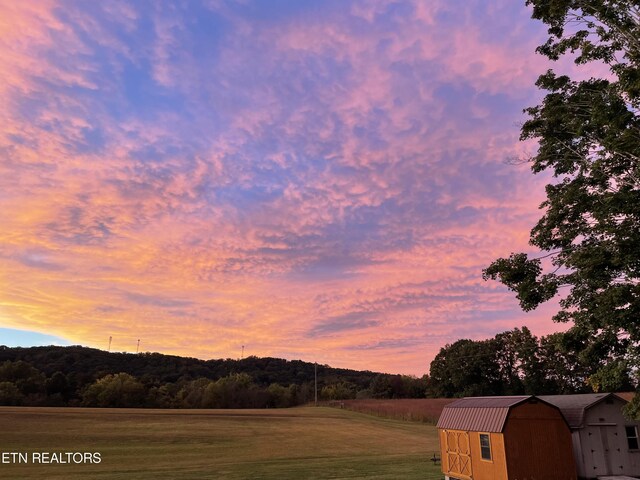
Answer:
[572,431,585,478]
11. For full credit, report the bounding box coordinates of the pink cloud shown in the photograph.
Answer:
[0,0,596,375]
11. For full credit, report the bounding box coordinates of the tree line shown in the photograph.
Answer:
[0,345,428,408]
[3,324,634,410]
[429,326,636,398]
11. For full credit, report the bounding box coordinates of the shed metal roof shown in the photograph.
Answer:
[437,396,532,433]
[538,393,627,428]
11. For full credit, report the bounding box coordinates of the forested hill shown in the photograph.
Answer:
[0,345,427,408]
[0,345,386,388]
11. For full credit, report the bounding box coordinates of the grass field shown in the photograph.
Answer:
[0,406,443,479]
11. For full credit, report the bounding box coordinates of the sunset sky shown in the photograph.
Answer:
[0,0,599,375]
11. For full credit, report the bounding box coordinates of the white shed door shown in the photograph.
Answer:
[584,425,625,476]
[604,425,626,474]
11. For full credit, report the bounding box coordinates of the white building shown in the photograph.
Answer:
[540,393,640,479]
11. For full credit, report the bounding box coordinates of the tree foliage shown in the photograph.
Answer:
[82,373,147,408]
[430,338,506,397]
[538,331,591,392]
[0,381,23,405]
[484,0,640,389]
[428,327,629,397]
[0,346,428,408]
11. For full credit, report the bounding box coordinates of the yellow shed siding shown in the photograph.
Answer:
[469,431,507,480]
[440,429,507,480]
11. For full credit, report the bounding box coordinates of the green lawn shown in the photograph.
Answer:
[0,406,443,479]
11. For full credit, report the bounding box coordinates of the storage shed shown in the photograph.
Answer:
[540,393,640,479]
[437,395,576,480]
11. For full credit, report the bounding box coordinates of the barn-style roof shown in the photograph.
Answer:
[538,393,627,428]
[437,396,533,433]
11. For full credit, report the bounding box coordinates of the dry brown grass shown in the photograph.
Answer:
[332,398,455,423]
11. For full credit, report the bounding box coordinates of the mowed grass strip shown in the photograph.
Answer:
[0,407,443,479]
